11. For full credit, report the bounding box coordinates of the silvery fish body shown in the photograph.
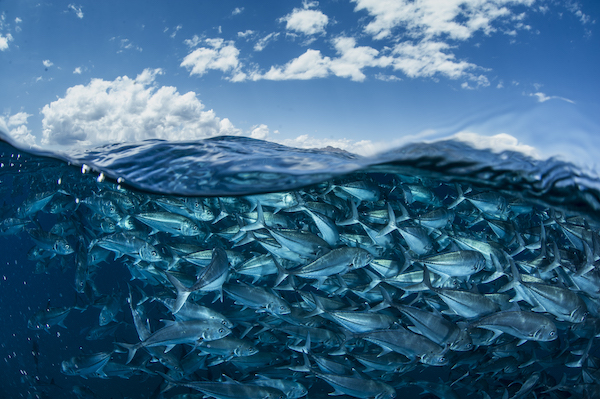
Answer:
[135,212,201,236]
[223,282,291,315]
[417,250,486,277]
[119,319,231,364]
[469,311,557,343]
[61,351,112,378]
[315,372,396,399]
[362,327,448,366]
[281,247,372,285]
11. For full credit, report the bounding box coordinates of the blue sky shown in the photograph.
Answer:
[0,1,598,168]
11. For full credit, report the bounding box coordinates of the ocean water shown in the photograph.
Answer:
[1,135,599,398]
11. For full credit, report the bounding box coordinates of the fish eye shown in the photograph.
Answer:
[549,331,556,336]
[151,251,157,256]
[219,328,225,333]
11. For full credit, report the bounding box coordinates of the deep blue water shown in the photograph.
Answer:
[1,135,600,398]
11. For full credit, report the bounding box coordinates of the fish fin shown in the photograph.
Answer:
[165,272,191,314]
[116,342,139,364]
[163,344,176,353]
[336,200,359,226]
[407,325,422,335]
[422,266,433,290]
[377,348,392,357]
[363,268,382,292]
[376,203,398,238]
[273,257,289,288]
[447,184,465,209]
[369,285,393,312]
[241,202,266,232]
[305,292,326,317]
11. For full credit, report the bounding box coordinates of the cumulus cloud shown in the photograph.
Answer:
[181,38,246,81]
[0,33,12,51]
[345,0,538,83]
[0,112,36,147]
[250,124,270,140]
[68,4,84,19]
[389,41,474,79]
[450,131,539,158]
[253,49,331,81]
[0,12,13,52]
[232,7,244,16]
[530,92,575,104]
[251,36,385,81]
[73,67,82,74]
[280,3,329,36]
[43,59,53,68]
[352,0,533,41]
[40,68,243,147]
[251,35,483,83]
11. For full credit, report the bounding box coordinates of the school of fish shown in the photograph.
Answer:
[3,158,600,399]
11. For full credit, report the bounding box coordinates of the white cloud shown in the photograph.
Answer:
[237,30,255,38]
[278,134,379,156]
[0,112,36,147]
[8,112,31,126]
[115,38,142,53]
[68,4,84,19]
[280,5,329,36]
[329,37,385,81]
[567,2,591,24]
[352,0,534,41]
[530,92,575,104]
[39,68,243,147]
[251,36,387,82]
[73,67,82,74]
[253,49,330,81]
[170,25,182,39]
[346,0,538,83]
[389,40,482,81]
[232,7,244,16]
[181,38,246,81]
[184,35,203,48]
[450,132,539,158]
[43,59,53,68]
[374,73,402,81]
[0,33,13,51]
[250,124,270,140]
[254,32,279,51]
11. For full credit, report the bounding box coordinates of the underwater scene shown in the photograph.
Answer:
[1,135,600,399]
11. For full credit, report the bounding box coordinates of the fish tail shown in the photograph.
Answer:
[165,272,191,314]
[116,342,139,364]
